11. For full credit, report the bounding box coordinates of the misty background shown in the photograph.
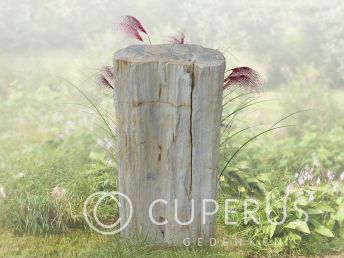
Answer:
[1,2,344,256]
[1,0,344,93]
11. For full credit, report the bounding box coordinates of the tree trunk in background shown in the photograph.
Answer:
[114,44,225,245]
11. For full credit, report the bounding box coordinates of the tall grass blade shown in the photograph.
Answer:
[219,125,293,178]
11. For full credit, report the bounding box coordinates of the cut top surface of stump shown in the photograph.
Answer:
[113,44,225,65]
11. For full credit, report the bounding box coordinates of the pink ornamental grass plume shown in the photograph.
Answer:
[168,32,185,44]
[118,15,151,44]
[224,67,262,92]
[96,66,114,90]
[100,15,264,95]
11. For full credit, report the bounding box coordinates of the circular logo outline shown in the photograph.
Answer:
[83,191,133,235]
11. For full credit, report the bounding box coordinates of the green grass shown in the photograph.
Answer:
[1,53,344,257]
[1,231,343,258]
[0,230,241,258]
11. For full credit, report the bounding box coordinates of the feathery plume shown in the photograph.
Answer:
[96,66,114,90]
[168,32,185,44]
[224,67,262,92]
[118,15,150,43]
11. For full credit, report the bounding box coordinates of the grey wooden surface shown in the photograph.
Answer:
[114,44,225,245]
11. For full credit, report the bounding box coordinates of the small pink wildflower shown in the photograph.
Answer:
[304,166,313,181]
[297,176,305,185]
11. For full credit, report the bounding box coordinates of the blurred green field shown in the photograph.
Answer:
[0,51,344,257]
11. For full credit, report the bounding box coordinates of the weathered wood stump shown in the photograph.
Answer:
[114,44,225,245]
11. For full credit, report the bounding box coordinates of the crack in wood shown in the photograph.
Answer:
[132,100,190,108]
[188,64,195,201]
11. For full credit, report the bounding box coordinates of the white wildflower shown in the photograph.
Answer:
[309,192,315,202]
[15,172,25,178]
[52,186,65,201]
[0,184,6,200]
[340,171,344,181]
[327,170,335,181]
[333,182,340,193]
[312,154,320,167]
[316,177,321,185]
[286,183,293,196]
[107,158,114,166]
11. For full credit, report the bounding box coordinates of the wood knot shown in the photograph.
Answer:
[158,144,162,161]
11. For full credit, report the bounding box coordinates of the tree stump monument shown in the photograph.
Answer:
[114,44,225,245]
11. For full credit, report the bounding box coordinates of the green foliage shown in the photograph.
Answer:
[0,76,118,234]
[281,65,344,132]
[1,50,344,256]
[217,178,344,256]
[217,71,344,256]
[0,230,238,258]
[0,127,118,234]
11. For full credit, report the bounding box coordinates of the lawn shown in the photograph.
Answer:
[0,230,241,258]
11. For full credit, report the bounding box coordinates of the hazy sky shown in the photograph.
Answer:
[1,0,343,87]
